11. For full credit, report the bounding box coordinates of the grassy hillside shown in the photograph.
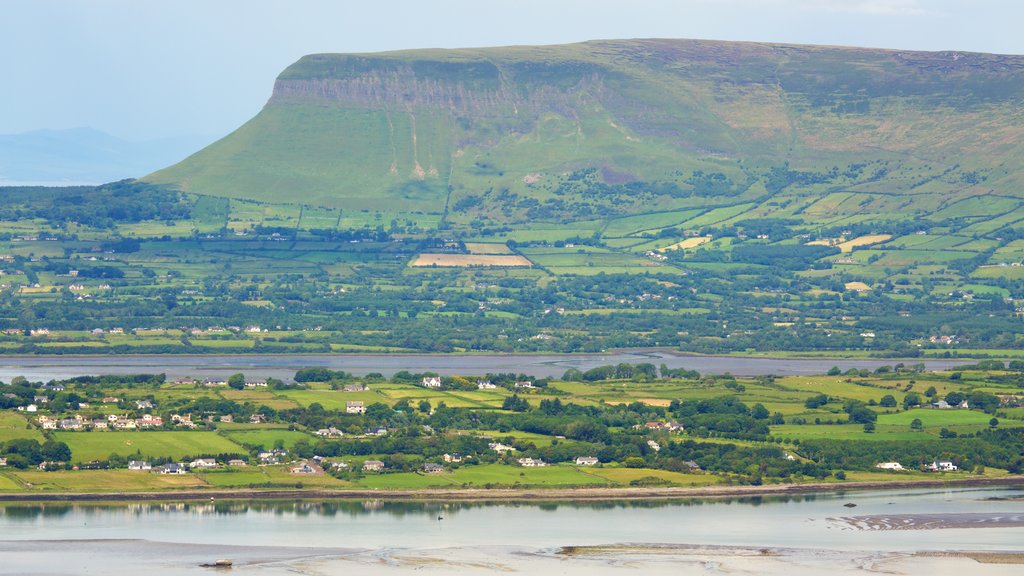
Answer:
[147,39,1024,226]
[2,40,1024,356]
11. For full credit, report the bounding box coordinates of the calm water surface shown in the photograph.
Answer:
[0,351,970,381]
[1,487,1021,550]
[1,487,1021,575]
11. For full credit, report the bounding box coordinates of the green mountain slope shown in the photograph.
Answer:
[147,39,1024,226]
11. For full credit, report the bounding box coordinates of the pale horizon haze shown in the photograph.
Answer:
[3,0,1021,142]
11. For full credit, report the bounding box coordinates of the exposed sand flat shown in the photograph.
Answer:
[6,539,1022,576]
[830,513,1024,531]
[918,551,1024,564]
[411,253,533,267]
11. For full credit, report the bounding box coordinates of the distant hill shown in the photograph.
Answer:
[147,38,1024,226]
[0,128,213,186]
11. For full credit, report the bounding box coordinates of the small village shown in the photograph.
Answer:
[3,362,1017,494]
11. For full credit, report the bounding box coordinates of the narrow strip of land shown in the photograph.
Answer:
[2,475,1021,503]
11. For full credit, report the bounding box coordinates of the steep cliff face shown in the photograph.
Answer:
[146,39,1024,222]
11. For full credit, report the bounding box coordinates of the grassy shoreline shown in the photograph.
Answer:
[0,347,1008,360]
[2,475,1021,503]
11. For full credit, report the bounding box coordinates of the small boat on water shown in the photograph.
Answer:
[199,559,233,568]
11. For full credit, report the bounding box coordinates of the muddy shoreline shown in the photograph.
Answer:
[2,475,1021,503]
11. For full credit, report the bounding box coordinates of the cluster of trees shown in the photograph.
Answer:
[562,363,659,382]
[1,439,72,469]
[0,180,190,228]
[800,429,1024,472]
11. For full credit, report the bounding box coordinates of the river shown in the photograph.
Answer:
[0,350,969,382]
[1,487,1021,575]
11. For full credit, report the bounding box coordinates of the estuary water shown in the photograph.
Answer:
[0,350,969,382]
[1,487,1022,575]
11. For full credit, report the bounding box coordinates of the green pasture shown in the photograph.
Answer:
[0,473,23,491]
[877,409,1008,428]
[4,469,207,492]
[770,423,929,442]
[602,209,704,237]
[0,412,44,442]
[54,431,245,463]
[198,468,273,487]
[583,467,720,486]
[221,429,315,450]
[356,463,611,489]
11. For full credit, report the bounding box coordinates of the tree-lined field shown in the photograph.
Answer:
[1,361,1022,495]
[2,176,1022,357]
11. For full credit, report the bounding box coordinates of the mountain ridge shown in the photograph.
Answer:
[146,38,1024,226]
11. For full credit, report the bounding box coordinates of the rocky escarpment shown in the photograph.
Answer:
[147,39,1024,217]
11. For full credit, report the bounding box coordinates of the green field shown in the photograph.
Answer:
[54,431,245,463]
[356,463,613,489]
[3,469,207,492]
[221,429,315,450]
[0,412,44,442]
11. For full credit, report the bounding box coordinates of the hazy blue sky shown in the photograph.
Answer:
[3,0,1019,141]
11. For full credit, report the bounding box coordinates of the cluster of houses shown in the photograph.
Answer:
[931,398,970,409]
[133,457,249,475]
[137,451,349,475]
[421,377,536,390]
[635,421,685,432]
[875,460,959,472]
[36,411,197,431]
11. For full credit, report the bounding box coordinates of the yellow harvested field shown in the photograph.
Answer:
[806,239,836,247]
[837,234,892,253]
[844,281,872,292]
[659,236,711,252]
[464,243,514,255]
[606,398,672,407]
[411,254,533,267]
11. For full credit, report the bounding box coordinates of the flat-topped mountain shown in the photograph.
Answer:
[147,38,1024,225]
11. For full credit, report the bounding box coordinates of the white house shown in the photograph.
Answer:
[345,401,365,414]
[362,460,385,472]
[575,456,599,466]
[137,414,163,428]
[517,457,546,467]
[258,451,282,464]
[128,460,152,471]
[927,460,958,472]
[159,463,188,475]
[422,376,442,388]
[477,380,497,389]
[875,462,905,471]
[488,442,515,453]
[290,462,317,475]
[189,458,218,469]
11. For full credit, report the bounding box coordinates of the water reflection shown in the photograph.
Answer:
[0,491,863,521]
